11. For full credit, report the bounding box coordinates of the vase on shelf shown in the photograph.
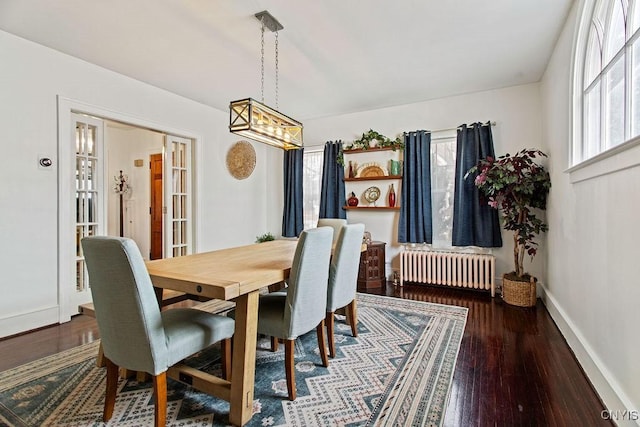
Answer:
[389,159,401,176]
[347,191,359,206]
[388,184,396,207]
[348,161,355,178]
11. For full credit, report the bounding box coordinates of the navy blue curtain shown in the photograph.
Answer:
[282,148,304,237]
[452,122,502,247]
[319,141,347,219]
[398,130,432,243]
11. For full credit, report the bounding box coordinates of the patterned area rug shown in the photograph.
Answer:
[0,293,467,426]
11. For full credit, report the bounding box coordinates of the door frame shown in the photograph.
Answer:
[57,96,202,322]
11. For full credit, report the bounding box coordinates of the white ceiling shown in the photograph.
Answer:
[0,0,573,120]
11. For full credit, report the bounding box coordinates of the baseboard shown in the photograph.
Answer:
[539,284,640,426]
[0,306,59,339]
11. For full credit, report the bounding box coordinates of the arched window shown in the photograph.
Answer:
[574,0,640,164]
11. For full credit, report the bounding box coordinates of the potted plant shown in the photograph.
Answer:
[466,149,551,307]
[255,232,275,243]
[337,129,404,166]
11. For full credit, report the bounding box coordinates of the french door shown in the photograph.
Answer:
[164,135,193,257]
[69,113,105,313]
[59,112,194,321]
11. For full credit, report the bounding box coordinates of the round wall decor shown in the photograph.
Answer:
[226,141,256,180]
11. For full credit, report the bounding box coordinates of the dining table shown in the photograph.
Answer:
[145,239,299,426]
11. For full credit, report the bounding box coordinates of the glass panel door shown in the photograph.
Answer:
[164,135,192,257]
[71,114,104,307]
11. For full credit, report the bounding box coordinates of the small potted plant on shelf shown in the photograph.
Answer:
[466,149,551,307]
[338,129,404,166]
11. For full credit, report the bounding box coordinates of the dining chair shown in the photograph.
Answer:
[81,236,235,427]
[253,226,333,400]
[325,223,365,358]
[317,218,347,244]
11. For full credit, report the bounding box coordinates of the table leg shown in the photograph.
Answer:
[153,287,163,307]
[229,291,259,426]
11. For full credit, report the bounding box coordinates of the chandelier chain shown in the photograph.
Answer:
[275,30,279,110]
[260,19,265,103]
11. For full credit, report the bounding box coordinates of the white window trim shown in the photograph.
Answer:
[567,133,640,182]
[570,0,640,179]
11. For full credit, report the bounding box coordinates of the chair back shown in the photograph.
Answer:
[327,223,366,311]
[317,218,347,244]
[81,236,168,374]
[284,227,333,338]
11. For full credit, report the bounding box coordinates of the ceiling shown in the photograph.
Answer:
[0,0,573,120]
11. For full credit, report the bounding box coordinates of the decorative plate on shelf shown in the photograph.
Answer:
[363,186,381,204]
[226,141,256,180]
[357,162,388,178]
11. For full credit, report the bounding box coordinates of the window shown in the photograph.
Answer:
[430,138,457,248]
[576,0,640,164]
[303,150,324,230]
[302,141,457,246]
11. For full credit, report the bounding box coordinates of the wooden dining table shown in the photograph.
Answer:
[145,239,299,426]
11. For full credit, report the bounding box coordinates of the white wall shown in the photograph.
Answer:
[305,83,546,283]
[540,1,640,422]
[0,30,283,337]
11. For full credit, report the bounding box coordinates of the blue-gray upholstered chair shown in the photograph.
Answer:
[81,236,235,427]
[326,223,365,358]
[317,218,347,244]
[255,227,333,400]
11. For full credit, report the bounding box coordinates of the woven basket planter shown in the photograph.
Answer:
[502,275,537,307]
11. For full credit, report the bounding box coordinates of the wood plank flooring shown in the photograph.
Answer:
[0,283,611,426]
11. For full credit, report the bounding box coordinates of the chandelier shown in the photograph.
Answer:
[229,11,303,150]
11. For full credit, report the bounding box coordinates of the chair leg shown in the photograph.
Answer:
[136,371,150,382]
[221,338,232,380]
[325,311,336,358]
[96,343,106,367]
[103,358,119,422]
[153,372,167,427]
[346,299,358,337]
[284,339,296,400]
[316,320,329,368]
[271,336,279,352]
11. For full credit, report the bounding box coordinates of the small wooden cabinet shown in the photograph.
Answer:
[357,241,386,290]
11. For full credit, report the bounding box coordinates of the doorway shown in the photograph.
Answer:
[58,97,198,322]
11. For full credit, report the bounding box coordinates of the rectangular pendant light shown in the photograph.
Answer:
[229,98,303,150]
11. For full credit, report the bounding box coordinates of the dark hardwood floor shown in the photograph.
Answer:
[0,284,611,426]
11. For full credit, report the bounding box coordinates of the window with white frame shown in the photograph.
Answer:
[301,142,457,245]
[303,150,324,230]
[431,138,457,248]
[576,0,640,164]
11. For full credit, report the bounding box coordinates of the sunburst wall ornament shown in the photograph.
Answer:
[226,141,257,180]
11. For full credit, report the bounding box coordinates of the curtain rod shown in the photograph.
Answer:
[307,121,497,148]
[427,121,496,134]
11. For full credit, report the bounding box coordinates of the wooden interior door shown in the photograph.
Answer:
[150,153,163,260]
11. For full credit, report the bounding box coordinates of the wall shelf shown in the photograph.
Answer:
[344,175,402,182]
[343,146,401,213]
[343,146,403,154]
[343,206,400,211]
